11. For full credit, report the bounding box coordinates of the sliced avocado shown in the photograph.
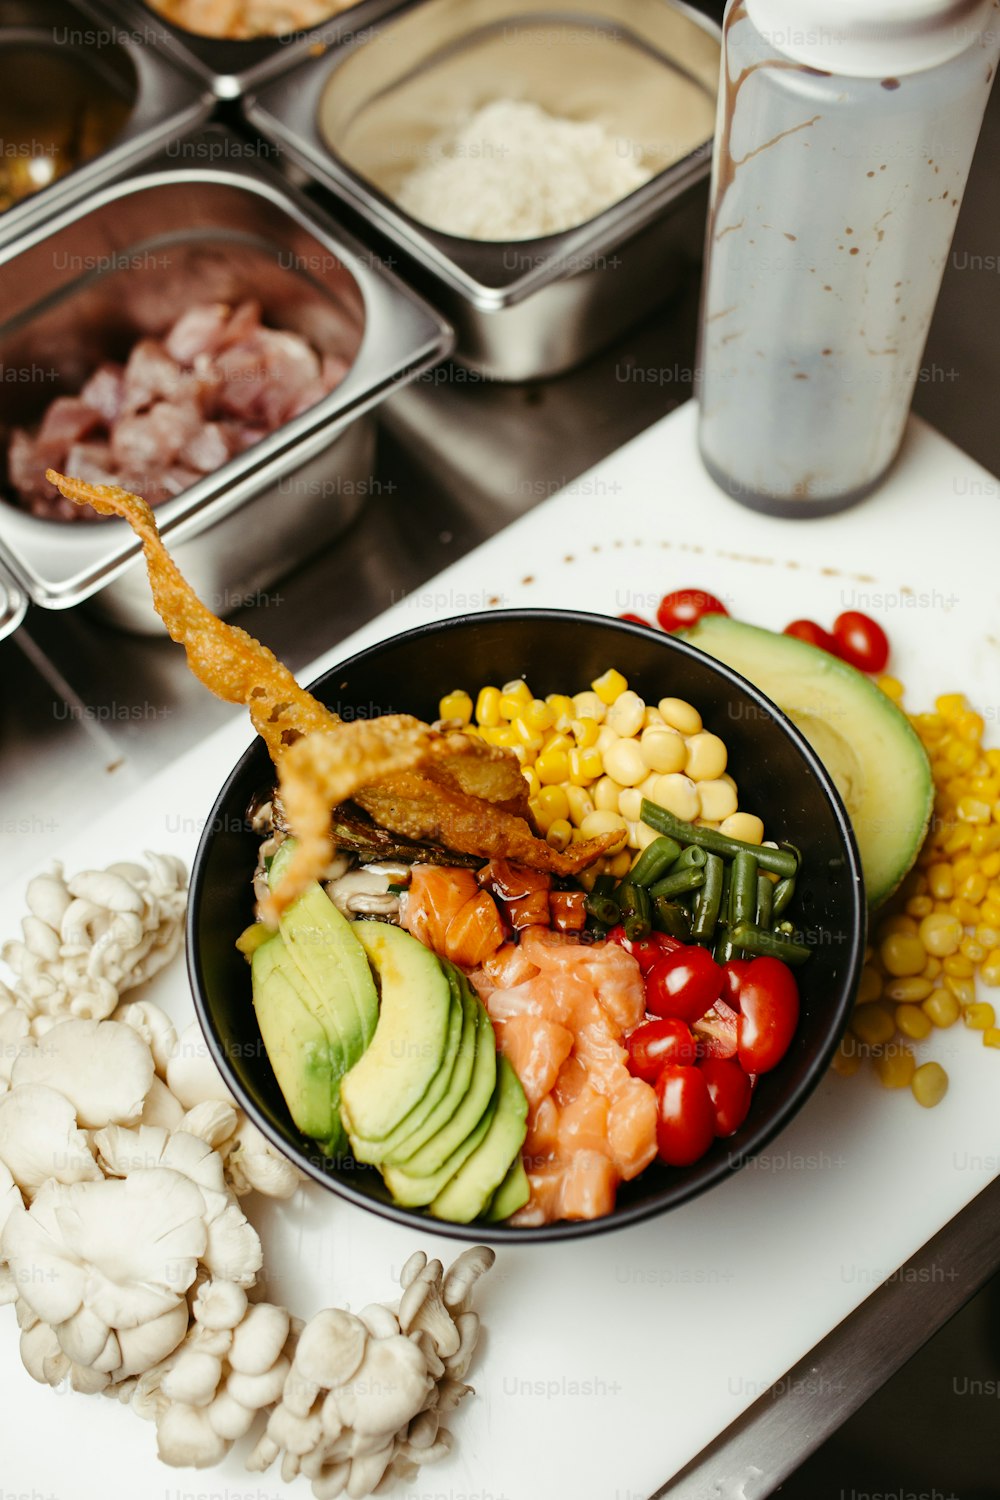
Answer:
[348,967,465,1165]
[682,613,932,908]
[236,922,270,959]
[484,1153,530,1222]
[429,1056,529,1224]
[380,965,479,1165]
[269,840,378,1052]
[251,935,344,1154]
[391,996,498,1179]
[382,1078,499,1209]
[339,921,451,1141]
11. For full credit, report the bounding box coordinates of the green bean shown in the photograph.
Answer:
[720,861,733,925]
[640,802,798,877]
[714,926,735,963]
[585,893,620,927]
[731,851,758,928]
[771,875,796,918]
[755,872,773,929]
[648,866,706,900]
[730,922,811,965]
[670,844,709,872]
[691,852,724,942]
[618,881,652,941]
[628,835,682,887]
[652,897,692,941]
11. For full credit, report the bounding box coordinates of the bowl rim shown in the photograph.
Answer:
[187,607,867,1242]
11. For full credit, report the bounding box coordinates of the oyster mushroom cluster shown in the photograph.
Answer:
[0,855,496,1498]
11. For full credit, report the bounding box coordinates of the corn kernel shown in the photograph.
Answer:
[950,897,982,925]
[608,849,633,878]
[980,949,1000,986]
[607,690,646,738]
[943,952,974,978]
[592,669,628,705]
[579,810,629,852]
[917,912,962,956]
[912,1061,949,1108]
[922,988,960,1028]
[923,956,942,980]
[982,853,1000,877]
[536,749,571,785]
[603,738,648,788]
[957,796,991,824]
[960,936,987,964]
[521,766,540,798]
[643,707,665,727]
[885,975,933,1003]
[850,1003,895,1047]
[536,785,570,820]
[438,689,473,725]
[522,698,555,731]
[593,776,622,813]
[596,725,620,756]
[565,786,595,827]
[983,1028,1000,1050]
[570,716,601,749]
[985,899,1000,926]
[905,895,934,918]
[718,812,765,845]
[874,1044,915,1089]
[640,726,687,774]
[648,773,700,823]
[964,1002,995,1031]
[945,975,976,1006]
[856,965,883,1006]
[877,675,904,701]
[570,691,605,723]
[927,863,954,900]
[879,933,926,978]
[632,820,662,852]
[896,1003,933,1040]
[475,685,501,727]
[569,747,604,785]
[512,718,545,752]
[657,697,702,735]
[956,709,985,742]
[952,854,978,884]
[697,781,740,829]
[685,732,728,782]
[501,677,531,702]
[546,818,573,852]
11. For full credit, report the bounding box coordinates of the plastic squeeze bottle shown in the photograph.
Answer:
[696,0,1000,515]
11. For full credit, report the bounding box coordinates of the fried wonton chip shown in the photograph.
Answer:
[47,470,617,917]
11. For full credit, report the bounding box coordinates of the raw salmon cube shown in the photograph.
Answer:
[607,1077,658,1181]
[557,1151,619,1221]
[557,1086,610,1155]
[524,1095,560,1162]
[500,1015,574,1108]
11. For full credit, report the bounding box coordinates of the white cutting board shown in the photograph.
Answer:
[3,402,1000,1500]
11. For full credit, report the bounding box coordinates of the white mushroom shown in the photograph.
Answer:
[332,1336,433,1437]
[0,1084,102,1196]
[161,1349,225,1407]
[167,1022,236,1110]
[192,1279,248,1332]
[156,1402,230,1468]
[179,1100,240,1149]
[139,1076,186,1131]
[442,1245,496,1315]
[223,1112,302,1200]
[11,1018,154,1127]
[115,1000,178,1077]
[0,1007,31,1087]
[228,1302,291,1376]
[115,1303,190,1379]
[397,1260,460,1358]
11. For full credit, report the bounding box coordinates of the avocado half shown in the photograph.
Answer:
[681,614,933,909]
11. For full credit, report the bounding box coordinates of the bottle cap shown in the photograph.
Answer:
[744,0,993,76]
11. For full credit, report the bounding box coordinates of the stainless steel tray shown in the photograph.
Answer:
[0,0,213,249]
[246,0,720,379]
[96,0,412,99]
[0,561,26,644]
[0,124,453,629]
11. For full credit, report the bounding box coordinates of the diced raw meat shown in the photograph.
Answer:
[164,302,232,364]
[557,1151,618,1222]
[321,352,352,387]
[78,363,125,424]
[500,1015,573,1108]
[606,1078,658,1181]
[186,421,234,474]
[401,866,481,957]
[556,1087,610,1156]
[121,338,185,413]
[64,442,117,487]
[111,399,202,474]
[524,1095,559,1162]
[36,396,103,451]
[7,429,55,502]
[443,891,505,969]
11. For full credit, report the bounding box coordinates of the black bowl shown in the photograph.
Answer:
[188,609,866,1241]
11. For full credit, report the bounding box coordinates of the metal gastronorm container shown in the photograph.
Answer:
[0,125,453,633]
[96,0,412,100]
[246,0,721,380]
[0,0,212,250]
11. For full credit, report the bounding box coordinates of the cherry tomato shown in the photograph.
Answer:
[645,945,724,1024]
[784,619,837,654]
[619,612,653,627]
[693,996,739,1059]
[626,1017,697,1082]
[655,1064,716,1166]
[656,589,729,634]
[720,959,752,1009]
[607,927,683,973]
[736,956,800,1074]
[831,611,890,674]
[699,1056,753,1137]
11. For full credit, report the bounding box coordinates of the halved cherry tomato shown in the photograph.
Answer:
[655,1064,716,1166]
[626,1017,697,1082]
[645,945,724,1024]
[692,996,739,1059]
[619,612,653,627]
[656,589,729,633]
[736,956,800,1074]
[699,1055,753,1137]
[784,619,838,654]
[831,611,889,674]
[720,959,752,1009]
[607,927,683,974]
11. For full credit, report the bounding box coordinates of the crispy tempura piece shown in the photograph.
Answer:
[46,471,335,761]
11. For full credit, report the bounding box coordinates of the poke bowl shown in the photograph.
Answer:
[187,609,866,1241]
